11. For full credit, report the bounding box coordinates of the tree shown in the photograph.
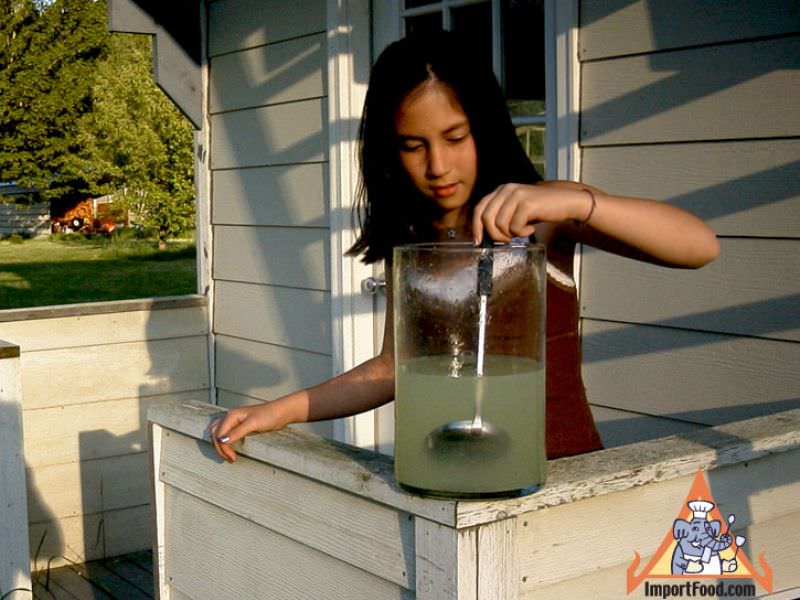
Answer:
[0,0,194,245]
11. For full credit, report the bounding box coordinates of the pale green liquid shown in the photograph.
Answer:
[395,355,546,496]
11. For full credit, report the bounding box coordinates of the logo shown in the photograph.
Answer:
[627,468,772,595]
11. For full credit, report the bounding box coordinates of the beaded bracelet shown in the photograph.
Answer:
[578,188,597,225]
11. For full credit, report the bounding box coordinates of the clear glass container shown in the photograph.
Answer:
[393,242,546,497]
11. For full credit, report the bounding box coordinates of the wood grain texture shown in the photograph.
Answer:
[210,33,325,112]
[213,280,331,354]
[159,429,415,589]
[208,0,326,57]
[213,225,329,289]
[580,0,800,60]
[163,485,413,599]
[478,519,519,599]
[581,319,800,424]
[210,98,327,169]
[580,238,800,342]
[581,139,800,238]
[212,163,328,227]
[581,37,800,145]
[414,518,477,599]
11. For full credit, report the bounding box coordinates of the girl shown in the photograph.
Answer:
[210,32,718,463]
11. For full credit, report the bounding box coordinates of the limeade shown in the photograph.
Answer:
[395,354,545,495]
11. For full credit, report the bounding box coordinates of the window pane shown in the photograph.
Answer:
[405,12,443,37]
[405,0,439,8]
[451,2,493,74]
[502,0,545,117]
[516,124,545,178]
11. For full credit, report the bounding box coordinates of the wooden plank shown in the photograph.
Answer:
[210,98,328,169]
[478,519,518,600]
[516,450,800,592]
[72,560,150,600]
[215,333,331,399]
[45,563,112,599]
[210,33,325,112]
[581,320,800,425]
[23,391,207,468]
[213,281,331,354]
[0,353,31,596]
[414,518,477,599]
[213,225,329,289]
[216,389,336,439]
[591,405,706,448]
[580,0,800,60]
[580,238,800,341]
[212,163,328,227]
[582,138,800,238]
[0,305,208,352]
[581,37,800,145]
[148,401,800,530]
[163,485,413,599]
[101,555,154,597]
[102,505,153,559]
[209,0,326,57]
[20,336,209,410]
[159,429,415,589]
[26,453,149,522]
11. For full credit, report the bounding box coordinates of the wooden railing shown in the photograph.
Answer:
[149,401,800,599]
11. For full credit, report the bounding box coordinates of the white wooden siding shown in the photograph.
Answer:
[0,299,209,569]
[209,0,333,417]
[577,5,800,445]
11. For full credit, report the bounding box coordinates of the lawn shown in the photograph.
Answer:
[0,236,197,310]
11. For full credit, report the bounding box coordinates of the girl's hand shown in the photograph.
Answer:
[472,183,593,244]
[209,403,287,463]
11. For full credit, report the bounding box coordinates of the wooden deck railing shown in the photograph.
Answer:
[148,401,800,599]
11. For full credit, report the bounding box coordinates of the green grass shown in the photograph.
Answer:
[0,236,197,310]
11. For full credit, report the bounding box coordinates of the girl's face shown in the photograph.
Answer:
[394,81,478,228]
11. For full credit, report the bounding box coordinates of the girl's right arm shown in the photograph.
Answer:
[211,276,395,462]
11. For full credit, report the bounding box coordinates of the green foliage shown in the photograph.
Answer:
[0,0,195,243]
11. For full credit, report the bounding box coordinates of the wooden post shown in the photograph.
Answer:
[0,340,31,598]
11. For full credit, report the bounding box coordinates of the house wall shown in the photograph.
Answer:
[0,297,209,570]
[207,0,334,437]
[0,202,50,238]
[577,2,800,445]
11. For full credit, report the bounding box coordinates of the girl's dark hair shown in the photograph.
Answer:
[348,30,542,264]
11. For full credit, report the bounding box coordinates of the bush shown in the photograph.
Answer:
[7,233,25,244]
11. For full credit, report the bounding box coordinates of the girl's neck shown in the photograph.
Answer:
[432,209,471,242]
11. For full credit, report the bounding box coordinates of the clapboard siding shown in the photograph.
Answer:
[590,405,705,448]
[210,33,325,113]
[164,486,412,599]
[160,430,415,589]
[210,98,328,169]
[208,0,326,57]
[582,139,800,237]
[582,319,800,425]
[580,238,800,342]
[29,505,152,572]
[215,334,331,402]
[212,163,328,227]
[213,225,329,289]
[214,280,331,354]
[26,453,149,522]
[581,36,800,145]
[0,202,50,237]
[21,336,209,410]
[580,0,800,60]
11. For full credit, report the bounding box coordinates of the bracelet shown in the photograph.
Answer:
[577,188,597,225]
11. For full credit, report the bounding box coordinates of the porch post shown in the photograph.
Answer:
[0,340,31,597]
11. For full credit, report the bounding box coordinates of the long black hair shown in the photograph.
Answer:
[348,31,541,264]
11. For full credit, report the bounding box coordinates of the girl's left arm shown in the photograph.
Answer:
[473,180,719,268]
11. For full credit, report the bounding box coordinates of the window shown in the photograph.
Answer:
[398,0,548,177]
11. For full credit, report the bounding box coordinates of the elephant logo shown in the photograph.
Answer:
[671,500,739,575]
[626,468,773,595]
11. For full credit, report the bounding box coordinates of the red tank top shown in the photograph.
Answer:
[545,271,604,459]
